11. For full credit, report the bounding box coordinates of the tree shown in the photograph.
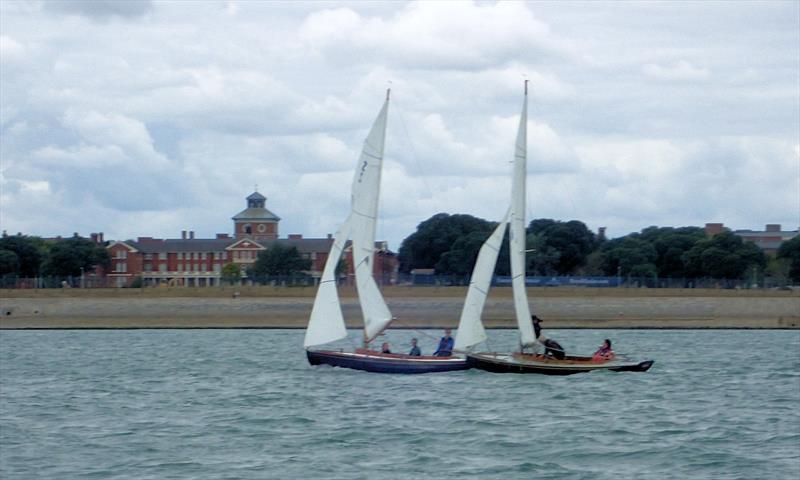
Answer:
[526,219,596,274]
[777,236,800,283]
[252,244,311,276]
[221,263,242,285]
[398,213,494,273]
[434,230,493,276]
[0,234,45,276]
[41,235,110,277]
[683,231,766,279]
[598,236,658,277]
[0,249,20,275]
[642,226,705,278]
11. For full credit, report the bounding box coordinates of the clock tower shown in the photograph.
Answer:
[232,191,281,240]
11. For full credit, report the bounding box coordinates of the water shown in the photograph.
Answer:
[1,329,798,480]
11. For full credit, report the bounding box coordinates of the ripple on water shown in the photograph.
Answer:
[1,329,799,480]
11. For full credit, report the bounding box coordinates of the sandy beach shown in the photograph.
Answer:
[1,286,797,329]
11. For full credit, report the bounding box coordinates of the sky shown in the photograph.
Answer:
[1,0,798,250]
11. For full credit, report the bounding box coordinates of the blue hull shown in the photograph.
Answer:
[306,349,469,374]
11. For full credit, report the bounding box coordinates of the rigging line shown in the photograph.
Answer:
[391,93,441,215]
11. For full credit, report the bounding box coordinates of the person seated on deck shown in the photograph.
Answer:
[592,339,615,362]
[409,338,421,356]
[381,342,392,354]
[531,315,565,359]
[433,329,454,357]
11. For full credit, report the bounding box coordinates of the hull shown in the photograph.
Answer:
[307,348,469,374]
[467,352,654,375]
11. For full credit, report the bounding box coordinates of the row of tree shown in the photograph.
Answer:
[0,234,110,278]
[398,213,800,283]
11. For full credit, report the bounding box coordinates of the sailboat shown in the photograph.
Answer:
[304,90,468,374]
[456,82,654,375]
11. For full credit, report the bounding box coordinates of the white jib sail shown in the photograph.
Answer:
[454,209,510,351]
[351,93,393,343]
[510,89,537,347]
[304,219,352,348]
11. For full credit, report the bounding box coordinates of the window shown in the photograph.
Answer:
[178,252,183,260]
[159,264,167,272]
[144,263,153,272]
[214,264,221,273]
[115,263,127,273]
[201,252,207,260]
[177,264,182,272]
[158,253,167,260]
[221,252,227,260]
[116,250,127,259]
[144,254,153,260]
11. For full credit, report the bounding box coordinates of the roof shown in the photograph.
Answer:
[232,207,281,221]
[128,238,233,253]
[247,191,266,201]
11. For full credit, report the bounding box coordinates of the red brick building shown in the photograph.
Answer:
[106,192,398,287]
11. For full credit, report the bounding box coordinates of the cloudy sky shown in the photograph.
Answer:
[1,0,798,249]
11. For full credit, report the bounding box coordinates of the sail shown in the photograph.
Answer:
[351,93,393,342]
[454,209,510,351]
[510,88,537,347]
[305,92,392,347]
[304,219,351,347]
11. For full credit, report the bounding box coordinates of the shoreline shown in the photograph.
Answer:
[2,287,797,330]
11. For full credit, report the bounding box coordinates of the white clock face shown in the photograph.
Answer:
[257,224,267,233]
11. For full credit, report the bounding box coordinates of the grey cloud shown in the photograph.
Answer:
[43,0,153,20]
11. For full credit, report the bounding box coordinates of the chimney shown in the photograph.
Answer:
[288,234,303,240]
[598,227,606,241]
[189,231,195,239]
[99,232,104,243]
[765,224,781,232]
[327,233,332,239]
[181,230,187,240]
[91,233,98,243]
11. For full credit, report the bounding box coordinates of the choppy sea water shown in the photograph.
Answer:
[1,329,798,480]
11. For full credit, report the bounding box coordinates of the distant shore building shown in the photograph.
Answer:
[705,223,798,254]
[106,192,398,287]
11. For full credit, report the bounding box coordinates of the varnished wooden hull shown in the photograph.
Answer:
[467,352,654,375]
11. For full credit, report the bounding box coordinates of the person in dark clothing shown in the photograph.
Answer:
[531,315,542,338]
[433,329,454,357]
[409,338,421,356]
[381,342,392,354]
[532,315,565,359]
[543,338,565,359]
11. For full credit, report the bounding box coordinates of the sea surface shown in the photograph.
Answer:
[1,329,798,480]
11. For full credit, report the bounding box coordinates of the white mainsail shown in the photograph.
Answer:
[454,209,510,351]
[511,87,537,347]
[304,92,392,348]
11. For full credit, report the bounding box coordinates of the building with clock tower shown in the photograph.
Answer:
[232,191,280,240]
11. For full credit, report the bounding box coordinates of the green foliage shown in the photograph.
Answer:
[41,235,109,277]
[221,263,242,285]
[526,219,595,274]
[683,231,766,279]
[598,236,658,276]
[776,236,800,283]
[129,276,143,288]
[252,244,311,276]
[435,230,493,276]
[0,249,20,275]
[0,234,45,276]
[398,213,495,274]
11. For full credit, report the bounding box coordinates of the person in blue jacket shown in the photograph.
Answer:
[434,329,454,357]
[409,338,421,356]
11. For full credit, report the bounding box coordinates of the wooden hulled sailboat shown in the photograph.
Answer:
[304,90,468,374]
[457,83,653,375]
